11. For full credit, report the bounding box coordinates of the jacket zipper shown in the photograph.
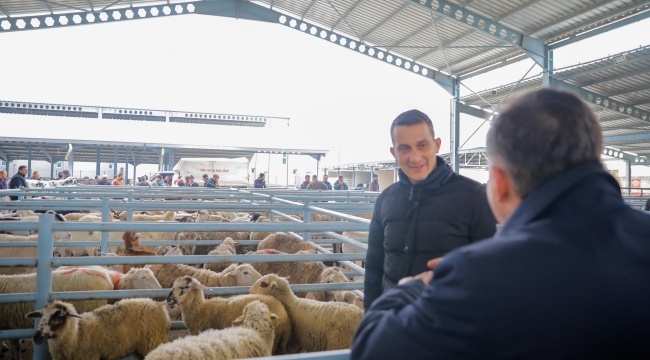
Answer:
[409,186,414,201]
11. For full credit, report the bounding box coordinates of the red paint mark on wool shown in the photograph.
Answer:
[110,271,124,290]
[264,249,274,254]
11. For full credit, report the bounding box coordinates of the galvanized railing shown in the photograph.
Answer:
[0,188,371,360]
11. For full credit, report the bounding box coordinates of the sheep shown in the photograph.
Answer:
[249,216,273,242]
[257,232,318,254]
[166,276,291,354]
[0,234,66,275]
[249,274,363,352]
[15,211,71,240]
[245,249,347,299]
[203,237,238,272]
[118,211,175,222]
[27,298,170,360]
[341,230,368,281]
[146,263,261,289]
[305,266,349,302]
[339,291,365,310]
[145,300,278,360]
[121,231,156,273]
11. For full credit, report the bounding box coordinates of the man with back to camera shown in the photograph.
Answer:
[352,89,650,359]
[307,174,328,190]
[368,173,379,192]
[363,109,497,309]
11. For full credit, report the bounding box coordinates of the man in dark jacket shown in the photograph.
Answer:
[352,89,650,359]
[333,176,348,190]
[368,174,379,192]
[188,175,199,187]
[322,175,332,190]
[254,173,266,188]
[363,110,496,308]
[97,175,110,185]
[299,175,310,189]
[8,165,28,200]
[645,197,649,211]
[204,174,218,188]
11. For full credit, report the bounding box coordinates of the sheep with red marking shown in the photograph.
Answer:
[27,299,169,360]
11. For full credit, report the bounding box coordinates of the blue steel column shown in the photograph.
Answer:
[68,148,74,177]
[33,213,54,360]
[451,80,460,173]
[113,148,118,177]
[125,147,130,186]
[303,200,311,242]
[27,144,32,177]
[96,147,101,176]
[50,161,54,179]
[542,45,553,87]
[626,160,632,195]
[100,198,110,253]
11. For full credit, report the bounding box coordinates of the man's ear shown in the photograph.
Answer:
[491,166,511,202]
[434,138,442,154]
[389,147,396,158]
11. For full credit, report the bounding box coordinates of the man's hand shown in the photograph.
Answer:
[398,270,434,286]
[427,257,444,270]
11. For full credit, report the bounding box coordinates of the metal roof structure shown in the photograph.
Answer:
[461,45,650,157]
[1,0,650,172]
[326,147,489,170]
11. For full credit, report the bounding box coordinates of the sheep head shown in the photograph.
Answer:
[167,276,208,308]
[226,264,262,286]
[232,300,280,327]
[124,268,162,290]
[122,232,142,248]
[26,301,82,345]
[322,267,348,302]
[249,274,291,299]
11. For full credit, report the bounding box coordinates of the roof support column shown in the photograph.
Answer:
[125,147,130,186]
[113,148,118,177]
[286,154,289,187]
[96,147,101,177]
[167,149,175,171]
[50,161,54,179]
[450,80,461,173]
[27,144,32,178]
[352,166,356,189]
[626,160,632,195]
[543,46,554,87]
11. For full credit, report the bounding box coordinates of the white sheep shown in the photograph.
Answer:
[305,266,349,302]
[249,274,363,352]
[27,298,170,360]
[118,211,175,222]
[166,276,291,354]
[0,234,65,275]
[203,237,238,272]
[14,211,71,240]
[144,300,279,360]
[249,216,273,242]
[341,291,365,310]
[145,262,261,289]
[257,232,318,254]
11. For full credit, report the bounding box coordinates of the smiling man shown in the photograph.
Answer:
[363,109,496,308]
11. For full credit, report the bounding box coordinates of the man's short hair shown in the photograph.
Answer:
[305,175,310,179]
[338,176,344,179]
[18,165,27,171]
[213,174,219,178]
[390,109,436,143]
[0,170,7,174]
[487,89,602,198]
[118,173,124,177]
[33,171,39,174]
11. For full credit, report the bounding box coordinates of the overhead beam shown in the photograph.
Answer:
[604,84,650,97]
[555,53,650,81]
[578,67,650,87]
[460,54,528,80]
[361,2,410,39]
[604,132,650,144]
[459,104,493,120]
[550,9,650,49]
[301,0,318,20]
[330,0,366,30]
[406,0,546,67]
[603,146,650,164]
[526,0,615,36]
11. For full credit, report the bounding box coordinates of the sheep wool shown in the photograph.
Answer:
[27,299,170,360]
[249,274,363,352]
[203,237,238,272]
[166,276,291,354]
[146,263,260,289]
[257,233,318,254]
[144,301,278,360]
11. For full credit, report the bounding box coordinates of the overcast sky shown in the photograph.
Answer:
[1,5,649,181]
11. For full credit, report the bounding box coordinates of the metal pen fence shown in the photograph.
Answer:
[0,187,375,360]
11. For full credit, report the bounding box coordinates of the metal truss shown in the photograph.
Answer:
[603,146,650,165]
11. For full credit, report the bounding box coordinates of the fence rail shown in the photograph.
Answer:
[0,188,369,360]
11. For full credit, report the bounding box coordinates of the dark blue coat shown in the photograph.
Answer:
[352,161,650,360]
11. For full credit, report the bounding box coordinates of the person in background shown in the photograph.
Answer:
[29,171,41,180]
[97,175,110,185]
[352,89,650,360]
[188,175,199,187]
[79,176,91,186]
[61,170,71,179]
[254,173,266,189]
[0,170,8,214]
[333,176,348,190]
[155,175,165,187]
[363,109,496,309]
[322,174,333,190]
[57,172,63,180]
[8,165,28,201]
[368,173,379,192]
[214,174,220,188]
[307,174,328,190]
[136,176,150,186]
[645,197,650,211]
[204,174,217,188]
[300,175,310,189]
[112,173,124,186]
[91,175,100,185]
[176,176,186,187]
[163,176,171,186]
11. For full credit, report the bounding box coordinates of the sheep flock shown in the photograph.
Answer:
[0,208,369,360]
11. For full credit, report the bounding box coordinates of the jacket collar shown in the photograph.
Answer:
[500,161,620,234]
[398,156,454,192]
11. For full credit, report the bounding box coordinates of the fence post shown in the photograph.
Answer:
[269,195,275,222]
[303,200,311,242]
[101,197,110,253]
[127,191,134,222]
[33,213,54,360]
